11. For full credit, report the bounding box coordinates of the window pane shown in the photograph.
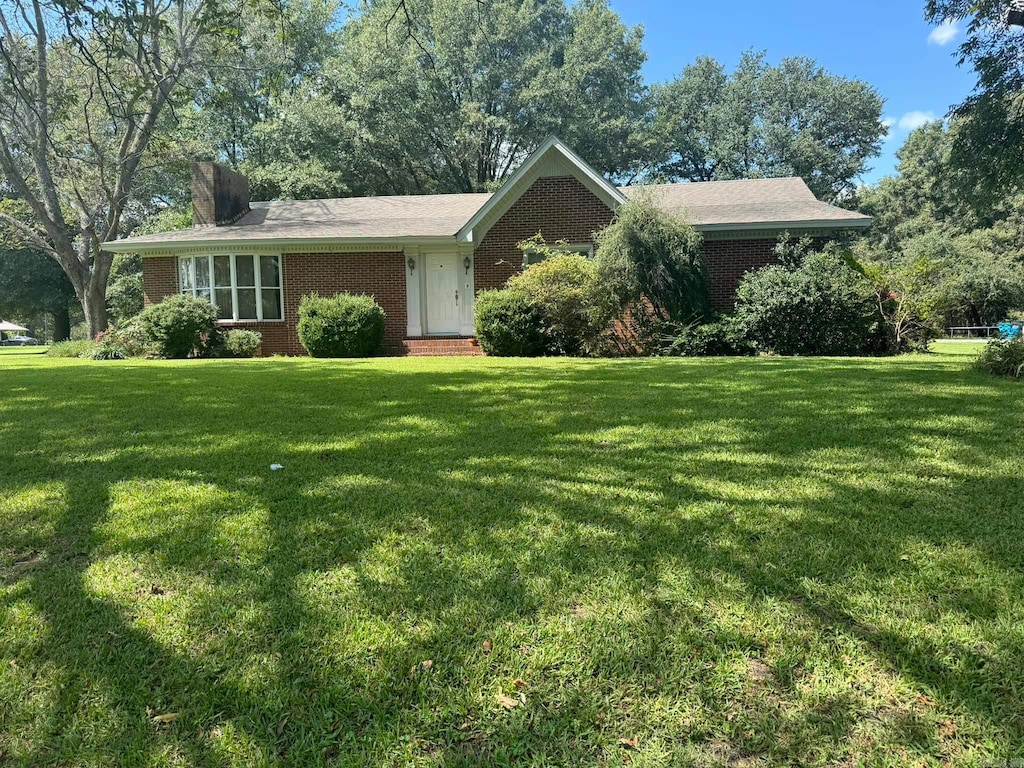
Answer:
[214,288,233,320]
[213,255,231,287]
[236,288,257,320]
[197,288,212,303]
[261,289,282,320]
[195,258,211,289]
[235,255,255,287]
[179,259,193,292]
[260,256,281,288]
[522,251,545,266]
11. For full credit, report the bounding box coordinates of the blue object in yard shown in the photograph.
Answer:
[998,322,1022,340]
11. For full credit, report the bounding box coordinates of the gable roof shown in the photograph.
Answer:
[455,135,626,244]
[102,144,870,254]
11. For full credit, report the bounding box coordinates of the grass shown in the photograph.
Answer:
[1,341,1021,767]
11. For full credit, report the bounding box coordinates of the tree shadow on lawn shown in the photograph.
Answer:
[1,355,1022,765]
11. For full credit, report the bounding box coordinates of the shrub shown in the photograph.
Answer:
[474,289,547,356]
[297,292,385,357]
[91,325,148,360]
[736,249,880,356]
[137,294,219,359]
[46,340,96,358]
[223,329,263,358]
[595,195,710,324]
[660,317,755,357]
[975,337,1024,379]
[506,252,615,356]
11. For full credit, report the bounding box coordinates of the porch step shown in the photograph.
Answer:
[401,337,484,357]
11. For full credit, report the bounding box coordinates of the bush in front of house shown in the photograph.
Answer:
[137,294,220,359]
[735,248,880,356]
[222,329,263,358]
[975,337,1024,379]
[660,316,755,357]
[297,292,385,357]
[506,251,616,356]
[474,288,547,356]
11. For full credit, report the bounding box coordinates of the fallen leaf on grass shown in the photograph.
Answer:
[275,716,289,736]
[151,713,179,724]
[619,736,639,748]
[496,694,520,709]
[513,678,527,690]
[421,659,433,670]
[482,640,492,653]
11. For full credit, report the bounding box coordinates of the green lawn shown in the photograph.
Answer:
[1,342,1021,767]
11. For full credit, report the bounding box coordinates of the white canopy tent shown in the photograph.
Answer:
[0,321,29,344]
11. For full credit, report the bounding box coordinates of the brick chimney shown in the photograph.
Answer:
[191,162,251,228]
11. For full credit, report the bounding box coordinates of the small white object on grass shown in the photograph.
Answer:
[270,464,284,471]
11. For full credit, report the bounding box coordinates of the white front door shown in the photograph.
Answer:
[426,254,460,334]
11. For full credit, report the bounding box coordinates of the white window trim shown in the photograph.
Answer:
[177,254,285,323]
[522,243,594,266]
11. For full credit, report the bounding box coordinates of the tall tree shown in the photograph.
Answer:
[652,51,886,202]
[0,0,242,336]
[926,0,1024,207]
[248,0,652,198]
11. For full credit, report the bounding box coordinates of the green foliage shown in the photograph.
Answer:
[137,295,220,359]
[296,293,385,358]
[507,249,615,356]
[925,0,1024,207]
[0,246,78,340]
[652,50,885,201]
[251,0,651,196]
[736,244,880,356]
[595,195,710,326]
[473,289,547,357]
[45,340,97,358]
[223,329,263,358]
[659,317,755,357]
[858,254,948,354]
[975,337,1024,379]
[106,254,145,327]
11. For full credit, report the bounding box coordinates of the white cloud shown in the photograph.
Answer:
[897,111,939,131]
[881,116,897,141]
[928,19,960,46]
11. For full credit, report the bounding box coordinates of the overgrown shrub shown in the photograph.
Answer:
[46,340,95,358]
[474,289,547,356]
[975,337,1024,379]
[660,317,755,357]
[595,195,710,323]
[91,325,148,360]
[223,329,263,358]
[506,251,615,356]
[137,294,220,359]
[297,293,385,357]
[736,248,880,356]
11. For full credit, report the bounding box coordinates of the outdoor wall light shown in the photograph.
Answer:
[463,256,472,274]
[407,257,416,271]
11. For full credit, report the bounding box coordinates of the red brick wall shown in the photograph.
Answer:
[142,257,178,307]
[474,176,616,292]
[701,239,779,311]
[140,252,406,356]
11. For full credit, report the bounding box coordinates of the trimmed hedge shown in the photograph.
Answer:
[223,329,263,358]
[297,293,385,357]
[474,289,547,356]
[136,294,220,359]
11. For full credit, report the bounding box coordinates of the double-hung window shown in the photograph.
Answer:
[522,243,594,267]
[178,254,283,321]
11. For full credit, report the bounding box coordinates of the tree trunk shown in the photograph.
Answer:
[82,281,108,339]
[52,305,71,342]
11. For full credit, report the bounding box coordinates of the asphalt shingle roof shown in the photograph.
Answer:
[107,177,868,249]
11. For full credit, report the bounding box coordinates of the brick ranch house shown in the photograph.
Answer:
[103,136,872,356]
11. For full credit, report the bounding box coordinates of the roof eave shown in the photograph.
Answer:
[694,217,873,233]
[100,234,461,254]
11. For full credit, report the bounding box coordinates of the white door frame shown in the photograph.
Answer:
[405,245,475,337]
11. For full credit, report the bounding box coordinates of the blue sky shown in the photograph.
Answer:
[607,0,978,184]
